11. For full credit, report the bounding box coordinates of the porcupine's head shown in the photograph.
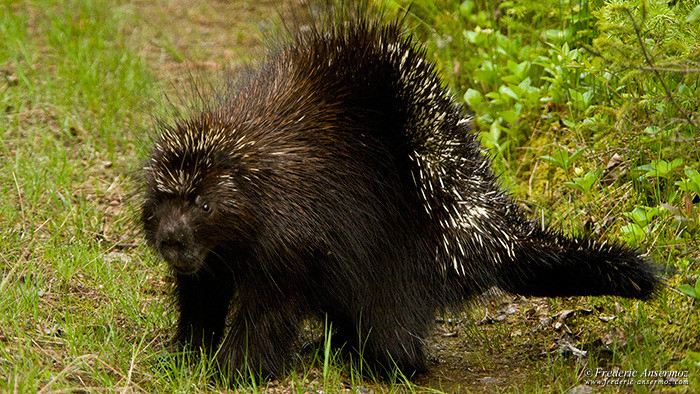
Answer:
[142,112,256,275]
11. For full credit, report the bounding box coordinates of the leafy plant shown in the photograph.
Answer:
[638,159,684,179]
[676,168,700,197]
[563,169,601,194]
[540,147,587,171]
[678,276,700,300]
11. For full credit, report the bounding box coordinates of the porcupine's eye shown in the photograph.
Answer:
[194,195,212,214]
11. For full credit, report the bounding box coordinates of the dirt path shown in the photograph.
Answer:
[125,0,277,85]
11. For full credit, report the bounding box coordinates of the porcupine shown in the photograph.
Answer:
[141,3,661,380]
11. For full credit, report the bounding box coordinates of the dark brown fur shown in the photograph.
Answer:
[141,4,661,381]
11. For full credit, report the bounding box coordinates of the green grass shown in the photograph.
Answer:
[0,0,162,391]
[1,0,698,392]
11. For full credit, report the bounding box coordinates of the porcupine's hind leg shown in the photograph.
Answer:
[309,254,434,377]
[337,270,435,378]
[334,307,431,377]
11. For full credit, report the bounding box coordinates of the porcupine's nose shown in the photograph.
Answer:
[157,224,188,265]
[159,231,184,249]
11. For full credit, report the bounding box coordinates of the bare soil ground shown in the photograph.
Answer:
[126,0,277,78]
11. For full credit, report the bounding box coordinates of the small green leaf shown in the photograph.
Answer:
[464,88,483,108]
[490,120,502,142]
[676,168,700,196]
[626,207,649,227]
[685,168,700,180]
[669,158,684,171]
[508,60,529,79]
[687,351,700,368]
[485,92,501,100]
[562,119,576,128]
[540,149,568,169]
[499,85,519,100]
[564,170,600,194]
[637,164,656,173]
[544,29,564,41]
[620,223,646,245]
[463,30,478,43]
[569,147,587,163]
[460,0,476,15]
[563,181,583,192]
[578,170,600,192]
[540,155,556,165]
[644,126,660,135]
[582,91,592,105]
[678,284,698,299]
[569,89,583,102]
[624,206,661,228]
[501,110,518,126]
[686,4,700,22]
[639,160,681,178]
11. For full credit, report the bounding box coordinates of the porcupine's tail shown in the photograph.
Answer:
[494,222,662,300]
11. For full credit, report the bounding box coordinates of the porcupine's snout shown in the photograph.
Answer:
[154,209,206,275]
